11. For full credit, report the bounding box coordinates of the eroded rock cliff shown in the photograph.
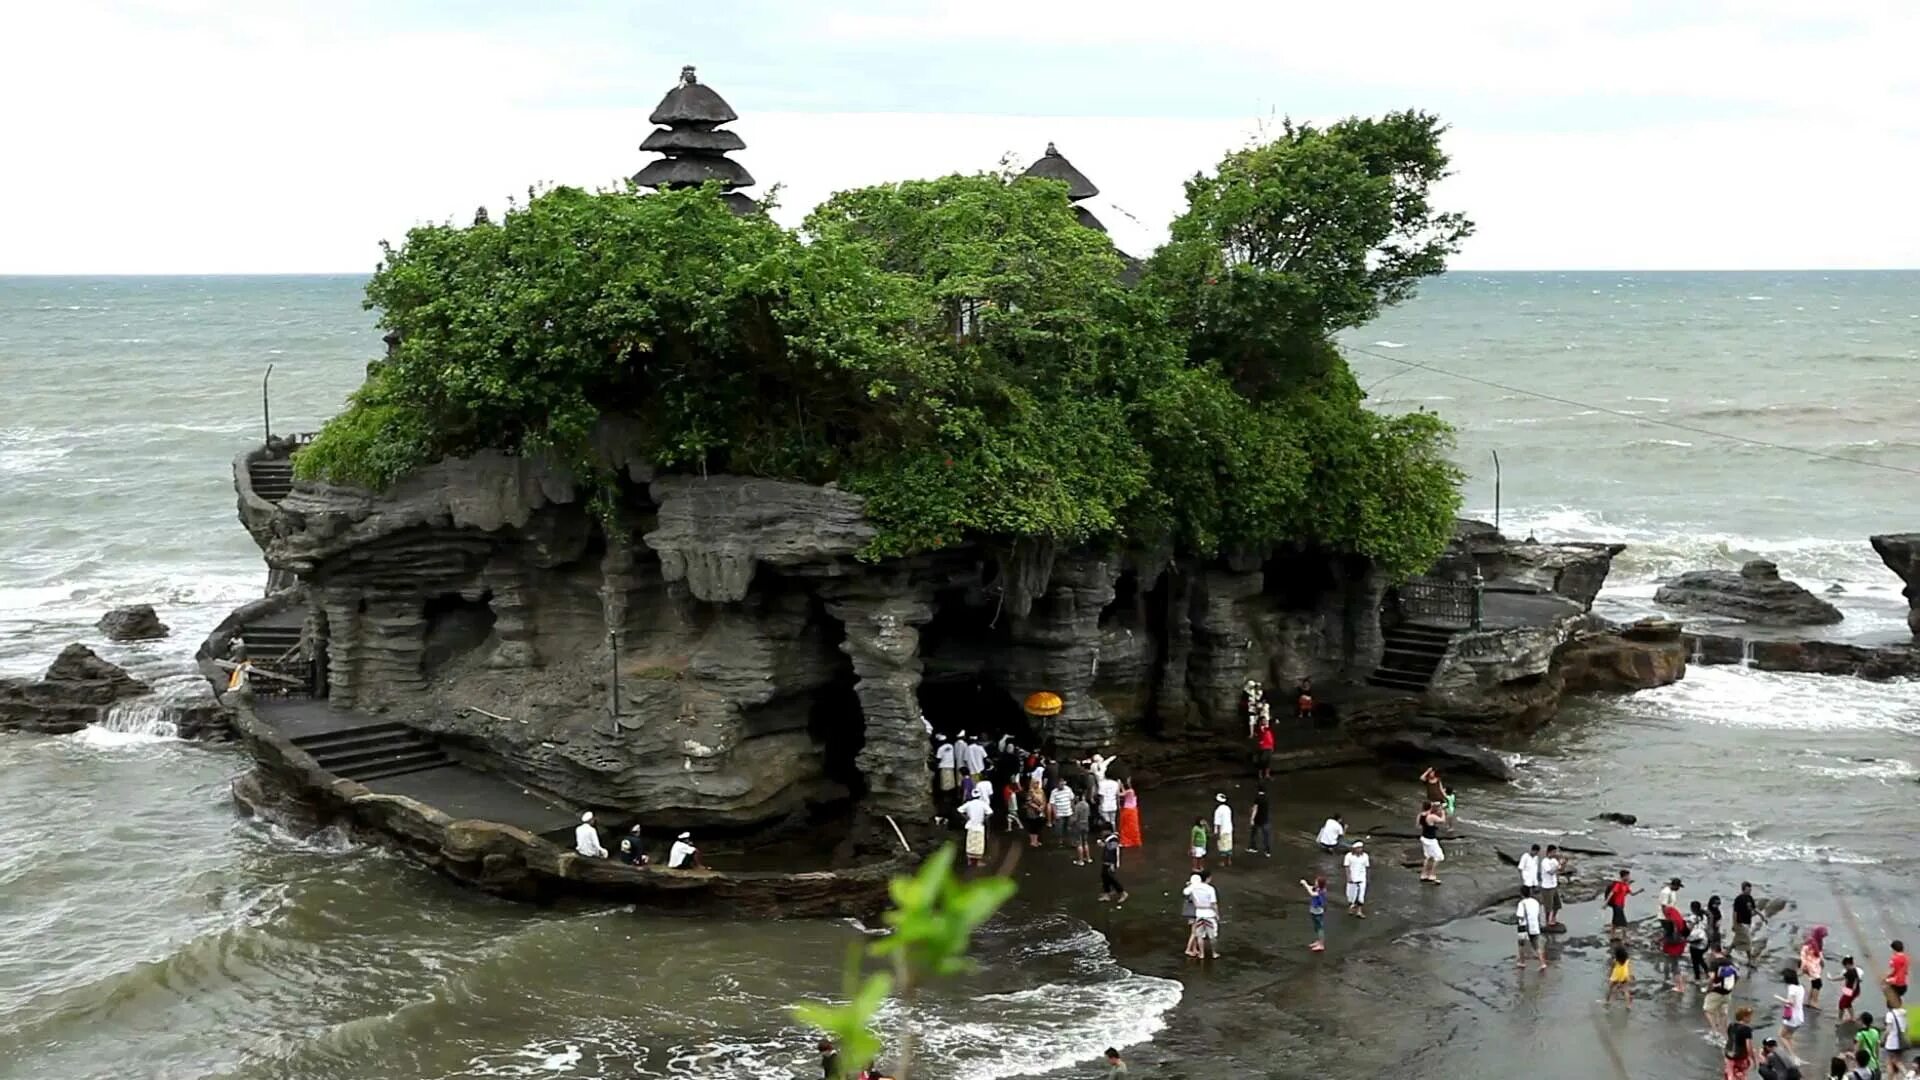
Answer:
[1870,534,1920,638]
[234,446,1388,836]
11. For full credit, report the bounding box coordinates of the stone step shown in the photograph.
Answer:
[1367,668,1433,691]
[319,742,442,773]
[290,721,413,750]
[1381,640,1450,660]
[345,752,453,782]
[304,732,434,766]
[1387,626,1457,644]
[1379,648,1446,672]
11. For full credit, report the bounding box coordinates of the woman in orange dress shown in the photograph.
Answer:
[1117,779,1144,848]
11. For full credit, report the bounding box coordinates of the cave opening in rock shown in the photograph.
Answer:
[808,612,867,800]
[1138,570,1173,735]
[1264,547,1338,610]
[421,591,496,675]
[917,588,1033,744]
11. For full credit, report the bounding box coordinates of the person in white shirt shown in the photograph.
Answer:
[1342,841,1371,917]
[963,737,988,776]
[1096,775,1122,831]
[1515,892,1547,969]
[1090,752,1114,784]
[1211,793,1234,866]
[934,736,957,797]
[960,792,992,866]
[1539,846,1565,928]
[1518,844,1541,892]
[1184,870,1221,959]
[1659,877,1682,911]
[574,811,608,858]
[667,831,700,869]
[1315,814,1345,853]
[1048,780,1075,846]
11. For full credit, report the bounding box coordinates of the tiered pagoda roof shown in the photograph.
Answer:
[1021,142,1105,232]
[634,65,755,212]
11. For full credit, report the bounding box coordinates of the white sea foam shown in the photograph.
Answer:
[1626,665,1920,735]
[1371,340,1407,349]
[896,974,1184,1080]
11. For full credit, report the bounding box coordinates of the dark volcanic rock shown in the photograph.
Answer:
[1870,533,1920,638]
[1593,812,1638,826]
[0,644,151,734]
[1556,618,1688,694]
[97,603,170,641]
[1685,632,1920,680]
[1654,560,1842,625]
[1359,731,1513,782]
[1447,519,1624,610]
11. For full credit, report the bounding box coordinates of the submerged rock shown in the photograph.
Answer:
[1360,731,1513,782]
[1870,533,1920,638]
[1654,560,1842,625]
[0,644,151,734]
[97,604,170,641]
[1592,812,1638,826]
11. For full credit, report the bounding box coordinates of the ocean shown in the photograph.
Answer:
[1,271,1916,1079]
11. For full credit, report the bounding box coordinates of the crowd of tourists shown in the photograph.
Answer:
[921,680,1914,1080]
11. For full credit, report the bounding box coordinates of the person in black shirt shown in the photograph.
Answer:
[1248,788,1273,856]
[1733,881,1762,966]
[818,1039,840,1080]
[1099,832,1128,904]
[1726,1005,1756,1077]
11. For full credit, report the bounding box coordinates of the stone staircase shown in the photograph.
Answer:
[241,619,310,694]
[248,458,294,503]
[289,720,452,783]
[1367,623,1457,693]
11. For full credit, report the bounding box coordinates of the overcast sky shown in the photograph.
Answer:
[5,0,1918,273]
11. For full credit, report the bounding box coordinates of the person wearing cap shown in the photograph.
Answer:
[1342,840,1370,918]
[1754,1036,1796,1080]
[1659,876,1683,910]
[574,811,608,858]
[617,824,648,866]
[1211,793,1234,867]
[667,831,701,869]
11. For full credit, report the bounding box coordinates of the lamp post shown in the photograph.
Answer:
[262,363,274,444]
[1470,568,1485,631]
[1490,449,1501,535]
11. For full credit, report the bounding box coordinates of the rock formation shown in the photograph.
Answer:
[97,603,170,641]
[0,644,150,733]
[230,441,1388,843]
[1687,633,1920,680]
[1557,619,1689,694]
[1654,559,1842,625]
[1870,533,1920,638]
[1447,519,1624,609]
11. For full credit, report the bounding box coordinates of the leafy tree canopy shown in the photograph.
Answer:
[298,113,1470,577]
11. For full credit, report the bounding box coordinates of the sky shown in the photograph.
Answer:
[3,0,1918,273]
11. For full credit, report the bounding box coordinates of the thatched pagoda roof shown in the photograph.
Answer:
[640,127,747,154]
[649,66,737,127]
[633,156,756,189]
[1021,143,1099,201]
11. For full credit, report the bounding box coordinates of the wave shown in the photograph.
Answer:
[1624,665,1920,736]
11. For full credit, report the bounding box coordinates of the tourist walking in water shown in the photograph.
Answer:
[1837,955,1862,1018]
[959,787,991,867]
[1706,949,1740,1036]
[1315,813,1345,853]
[1604,870,1640,943]
[1734,882,1764,966]
[1604,943,1633,1008]
[1756,1038,1796,1080]
[1660,876,1682,911]
[1104,1047,1127,1078]
[1516,889,1547,970]
[1708,893,1727,954]
[1189,817,1208,872]
[1212,793,1234,866]
[1342,841,1370,918]
[1300,876,1328,952]
[1098,831,1127,904]
[1540,845,1566,929]
[1660,901,1690,992]
[1689,901,1712,985]
[1725,1005,1757,1079]
[1185,869,1219,959]
[1416,801,1445,884]
[1117,780,1143,848]
[1248,787,1272,857]
[1800,926,1830,1010]
[1022,773,1048,848]
[1883,997,1909,1071]
[1420,766,1454,817]
[1096,771,1122,834]
[574,811,608,858]
[1069,791,1092,865]
[1855,1011,1884,1076]
[1887,939,1909,1007]
[1777,968,1808,1063]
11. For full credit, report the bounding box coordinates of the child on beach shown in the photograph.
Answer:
[1837,955,1862,1017]
[1299,877,1328,952]
[1190,818,1208,872]
[1605,944,1633,1008]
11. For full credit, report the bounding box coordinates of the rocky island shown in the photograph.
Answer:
[189,67,1688,911]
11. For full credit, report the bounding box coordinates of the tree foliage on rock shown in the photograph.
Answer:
[298,111,1469,576]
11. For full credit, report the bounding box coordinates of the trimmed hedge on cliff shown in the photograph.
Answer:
[297,111,1470,576]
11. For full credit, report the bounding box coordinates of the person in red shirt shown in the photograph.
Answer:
[1605,870,1641,944]
[1660,904,1690,991]
[1888,939,1910,1006]
[1254,720,1275,779]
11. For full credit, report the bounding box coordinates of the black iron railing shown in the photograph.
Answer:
[1396,577,1483,629]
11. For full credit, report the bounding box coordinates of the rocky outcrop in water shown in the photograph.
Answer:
[1654,559,1842,625]
[230,442,1388,842]
[1687,632,1920,680]
[0,644,150,733]
[97,604,170,641]
[1447,519,1623,609]
[1870,533,1920,638]
[1557,618,1689,694]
